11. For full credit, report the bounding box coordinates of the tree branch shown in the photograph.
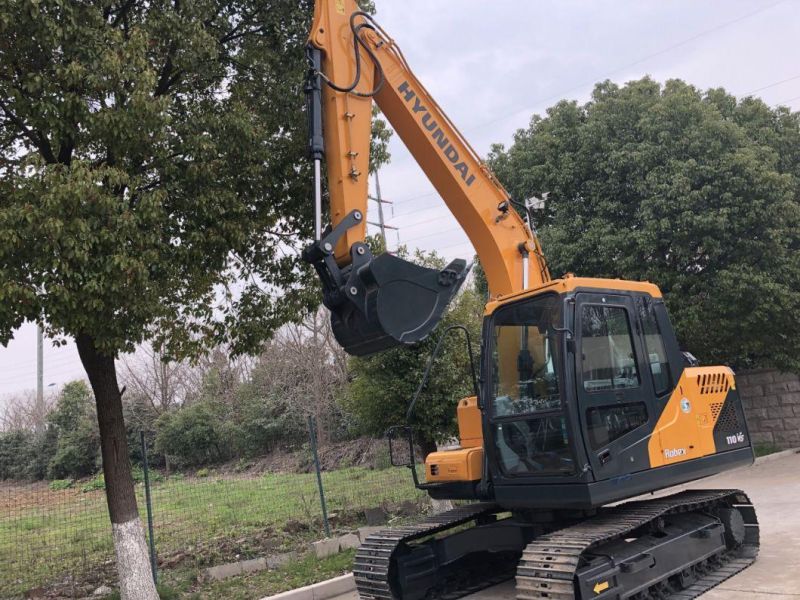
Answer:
[0,99,56,163]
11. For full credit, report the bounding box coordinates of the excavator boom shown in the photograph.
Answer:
[303,2,548,355]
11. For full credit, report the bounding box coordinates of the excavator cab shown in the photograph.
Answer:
[415,278,753,509]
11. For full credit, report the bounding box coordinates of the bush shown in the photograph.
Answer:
[155,401,229,467]
[48,479,74,490]
[0,428,58,481]
[47,382,100,480]
[0,430,34,480]
[81,473,105,493]
[131,465,164,485]
[124,395,164,468]
[228,390,306,457]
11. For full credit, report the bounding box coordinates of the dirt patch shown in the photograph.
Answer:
[0,481,99,518]
[210,437,394,477]
[316,438,390,471]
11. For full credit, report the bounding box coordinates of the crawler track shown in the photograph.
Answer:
[517,489,759,600]
[354,490,758,600]
[354,502,508,600]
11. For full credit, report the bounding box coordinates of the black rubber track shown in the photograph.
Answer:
[516,489,759,600]
[354,502,502,600]
[353,490,758,600]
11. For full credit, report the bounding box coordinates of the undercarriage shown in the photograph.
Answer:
[354,490,758,600]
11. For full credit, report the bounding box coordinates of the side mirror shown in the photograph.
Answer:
[386,425,415,468]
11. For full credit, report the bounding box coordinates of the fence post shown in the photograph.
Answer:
[139,431,158,585]
[307,415,331,537]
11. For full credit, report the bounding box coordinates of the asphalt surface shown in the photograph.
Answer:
[331,450,800,600]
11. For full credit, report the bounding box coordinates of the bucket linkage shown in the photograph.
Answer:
[302,210,469,356]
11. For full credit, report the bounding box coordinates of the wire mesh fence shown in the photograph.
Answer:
[1,420,428,599]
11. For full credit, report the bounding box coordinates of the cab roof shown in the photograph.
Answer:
[484,275,663,316]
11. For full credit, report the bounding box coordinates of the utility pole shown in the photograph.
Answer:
[36,324,43,431]
[368,170,397,250]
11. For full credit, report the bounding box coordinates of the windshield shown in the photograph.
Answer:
[491,295,562,418]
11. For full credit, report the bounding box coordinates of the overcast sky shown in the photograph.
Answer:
[1,0,798,397]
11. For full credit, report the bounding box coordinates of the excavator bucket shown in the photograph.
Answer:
[329,253,469,356]
[303,211,469,356]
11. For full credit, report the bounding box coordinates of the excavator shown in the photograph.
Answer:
[301,2,759,599]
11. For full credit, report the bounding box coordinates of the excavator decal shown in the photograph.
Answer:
[398,81,477,186]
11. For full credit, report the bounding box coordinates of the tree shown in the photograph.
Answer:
[47,381,100,479]
[0,1,389,596]
[344,251,484,455]
[119,344,194,413]
[489,78,800,371]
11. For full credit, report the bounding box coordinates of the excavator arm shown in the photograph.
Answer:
[303,1,549,355]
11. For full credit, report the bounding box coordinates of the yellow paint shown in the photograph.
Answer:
[484,276,663,316]
[594,581,610,594]
[457,397,483,448]
[309,0,549,292]
[425,447,483,482]
[647,367,736,467]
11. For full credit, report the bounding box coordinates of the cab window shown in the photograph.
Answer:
[490,295,575,477]
[581,305,640,392]
[638,301,672,396]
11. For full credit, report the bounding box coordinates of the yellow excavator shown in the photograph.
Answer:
[301,2,759,599]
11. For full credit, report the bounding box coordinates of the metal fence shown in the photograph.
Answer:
[0,419,427,599]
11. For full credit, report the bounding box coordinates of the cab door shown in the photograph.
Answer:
[574,292,655,479]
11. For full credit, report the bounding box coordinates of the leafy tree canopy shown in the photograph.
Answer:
[0,0,386,359]
[489,78,800,371]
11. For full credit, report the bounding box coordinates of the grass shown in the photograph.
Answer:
[754,442,784,457]
[1,466,424,598]
[100,550,357,600]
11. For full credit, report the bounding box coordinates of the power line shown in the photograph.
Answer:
[465,0,789,135]
[775,93,800,106]
[391,207,455,230]
[400,225,463,245]
[744,73,800,96]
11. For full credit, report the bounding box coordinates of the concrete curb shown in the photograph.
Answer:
[753,447,799,464]
[259,573,355,600]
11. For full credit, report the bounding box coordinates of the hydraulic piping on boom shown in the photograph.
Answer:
[302,14,468,356]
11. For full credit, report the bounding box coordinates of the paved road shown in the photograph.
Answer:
[332,451,800,600]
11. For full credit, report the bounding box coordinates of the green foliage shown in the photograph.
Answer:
[123,395,163,467]
[230,386,307,456]
[344,250,485,453]
[25,428,59,480]
[0,430,36,480]
[196,467,210,478]
[81,472,106,493]
[47,381,100,479]
[48,479,74,491]
[0,0,324,361]
[131,465,163,485]
[155,401,228,468]
[489,78,800,370]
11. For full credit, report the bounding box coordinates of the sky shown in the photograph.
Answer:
[1,0,798,398]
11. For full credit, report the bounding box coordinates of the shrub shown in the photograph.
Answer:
[47,382,100,480]
[81,473,105,493]
[155,401,228,467]
[0,430,34,480]
[131,465,164,485]
[48,479,74,490]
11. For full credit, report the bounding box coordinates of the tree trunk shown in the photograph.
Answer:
[76,334,158,600]
[419,437,438,459]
